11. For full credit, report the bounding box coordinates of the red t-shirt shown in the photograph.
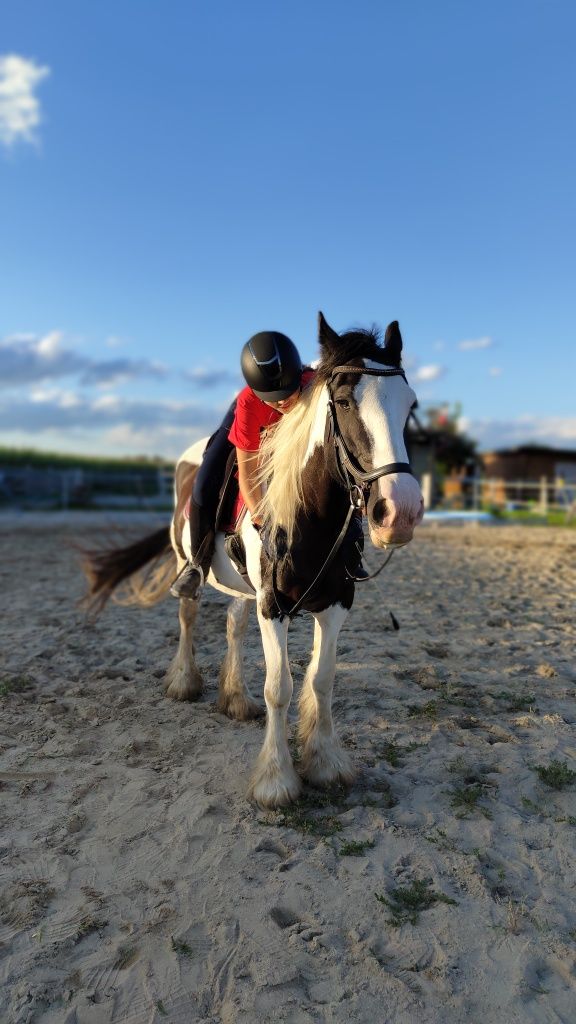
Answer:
[228,369,315,452]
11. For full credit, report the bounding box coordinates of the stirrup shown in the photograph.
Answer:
[170,563,204,599]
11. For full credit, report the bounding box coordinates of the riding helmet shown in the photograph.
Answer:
[240,331,302,401]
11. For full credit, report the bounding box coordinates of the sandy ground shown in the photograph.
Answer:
[0,514,575,1024]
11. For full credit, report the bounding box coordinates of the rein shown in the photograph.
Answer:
[272,363,412,618]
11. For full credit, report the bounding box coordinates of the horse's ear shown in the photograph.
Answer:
[383,320,403,366]
[318,311,341,353]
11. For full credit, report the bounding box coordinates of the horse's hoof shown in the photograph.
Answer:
[164,663,203,702]
[300,743,355,788]
[217,693,264,721]
[249,766,302,809]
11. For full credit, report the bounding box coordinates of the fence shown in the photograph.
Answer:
[442,474,576,518]
[0,465,174,510]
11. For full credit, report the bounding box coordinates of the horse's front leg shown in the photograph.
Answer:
[248,609,301,808]
[298,606,355,787]
[164,594,204,701]
[217,597,261,721]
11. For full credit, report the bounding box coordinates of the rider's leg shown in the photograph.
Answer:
[170,499,215,598]
[171,403,236,600]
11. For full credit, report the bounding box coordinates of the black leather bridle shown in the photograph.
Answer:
[273,364,415,617]
[327,364,414,502]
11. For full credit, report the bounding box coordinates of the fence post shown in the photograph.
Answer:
[539,476,548,515]
[421,472,433,510]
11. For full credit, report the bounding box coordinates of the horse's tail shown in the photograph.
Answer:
[80,525,175,614]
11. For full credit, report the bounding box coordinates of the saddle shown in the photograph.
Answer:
[215,451,252,585]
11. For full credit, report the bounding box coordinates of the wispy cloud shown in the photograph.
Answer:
[0,389,220,436]
[0,54,50,148]
[458,336,494,351]
[0,332,166,388]
[460,415,576,451]
[184,367,243,388]
[413,364,446,382]
[489,367,502,377]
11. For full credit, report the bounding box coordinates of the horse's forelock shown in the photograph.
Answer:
[316,325,399,382]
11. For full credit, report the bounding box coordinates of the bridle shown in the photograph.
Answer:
[273,362,415,617]
[327,364,414,507]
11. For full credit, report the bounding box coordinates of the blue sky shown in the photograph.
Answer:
[1,0,574,458]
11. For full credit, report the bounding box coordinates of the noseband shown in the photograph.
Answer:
[327,365,413,501]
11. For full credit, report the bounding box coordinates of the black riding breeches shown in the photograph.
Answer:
[189,400,236,567]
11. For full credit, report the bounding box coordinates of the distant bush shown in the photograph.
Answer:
[0,446,174,473]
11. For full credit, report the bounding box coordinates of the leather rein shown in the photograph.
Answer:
[273,363,414,617]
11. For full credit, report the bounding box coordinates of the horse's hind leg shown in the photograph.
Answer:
[164,597,204,701]
[218,597,261,721]
[248,611,301,808]
[298,606,355,788]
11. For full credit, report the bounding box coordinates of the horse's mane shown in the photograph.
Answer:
[256,327,392,546]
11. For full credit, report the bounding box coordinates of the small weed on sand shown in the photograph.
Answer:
[260,789,347,838]
[171,936,195,957]
[375,878,457,926]
[449,783,494,819]
[338,839,375,857]
[0,674,34,697]
[533,760,576,790]
[407,700,439,720]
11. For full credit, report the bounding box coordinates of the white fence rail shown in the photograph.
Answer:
[443,475,576,516]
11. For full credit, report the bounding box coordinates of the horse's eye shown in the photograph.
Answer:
[335,398,350,409]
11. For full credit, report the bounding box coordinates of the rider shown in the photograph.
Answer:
[170,330,367,600]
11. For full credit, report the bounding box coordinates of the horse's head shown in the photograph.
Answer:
[318,313,424,548]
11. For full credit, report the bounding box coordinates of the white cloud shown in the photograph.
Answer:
[0,332,166,388]
[461,416,576,451]
[413,364,445,382]
[185,367,243,388]
[458,336,494,351]
[489,367,502,377]
[0,54,50,148]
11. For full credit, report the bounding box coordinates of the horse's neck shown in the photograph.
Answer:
[297,443,349,546]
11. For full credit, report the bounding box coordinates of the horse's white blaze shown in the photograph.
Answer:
[357,369,424,543]
[298,607,354,786]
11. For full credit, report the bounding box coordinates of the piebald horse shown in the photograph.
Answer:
[83,314,424,807]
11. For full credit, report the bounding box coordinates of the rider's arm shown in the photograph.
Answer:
[236,447,264,526]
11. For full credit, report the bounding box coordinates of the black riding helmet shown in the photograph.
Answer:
[240,331,302,401]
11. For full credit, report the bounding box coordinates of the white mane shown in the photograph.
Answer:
[256,380,324,546]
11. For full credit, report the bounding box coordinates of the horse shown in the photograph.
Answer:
[82,313,424,808]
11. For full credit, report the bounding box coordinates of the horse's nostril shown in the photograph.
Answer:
[371,498,387,525]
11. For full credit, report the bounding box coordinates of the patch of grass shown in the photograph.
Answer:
[0,674,34,697]
[508,695,537,713]
[425,829,459,853]
[449,782,493,819]
[114,944,139,969]
[380,743,401,768]
[533,760,576,790]
[156,1001,168,1017]
[493,690,537,712]
[171,936,195,957]
[521,796,543,815]
[259,789,347,838]
[375,878,457,926]
[407,700,439,720]
[338,839,375,857]
[76,914,108,939]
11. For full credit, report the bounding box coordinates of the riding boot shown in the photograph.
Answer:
[170,500,215,599]
[344,510,369,581]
